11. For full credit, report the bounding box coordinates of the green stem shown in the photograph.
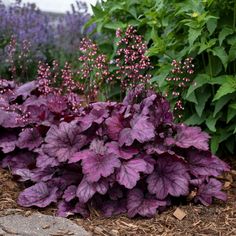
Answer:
[202,53,207,73]
[234,1,236,75]
[234,0,236,30]
[208,53,213,77]
[208,53,215,95]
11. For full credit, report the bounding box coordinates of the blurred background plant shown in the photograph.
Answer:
[0,0,93,82]
[87,0,236,155]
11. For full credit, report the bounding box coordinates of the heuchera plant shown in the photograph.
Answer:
[0,75,230,218]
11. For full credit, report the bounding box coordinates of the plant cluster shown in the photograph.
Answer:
[75,26,153,102]
[0,77,229,218]
[165,57,195,119]
[88,0,236,155]
[114,26,152,92]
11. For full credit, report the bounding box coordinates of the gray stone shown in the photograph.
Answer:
[0,213,91,236]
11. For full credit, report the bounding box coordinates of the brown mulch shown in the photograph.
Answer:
[0,161,236,236]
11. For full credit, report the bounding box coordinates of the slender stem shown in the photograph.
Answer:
[208,52,215,95]
[234,0,236,30]
[202,53,207,73]
[234,1,236,75]
[208,53,213,77]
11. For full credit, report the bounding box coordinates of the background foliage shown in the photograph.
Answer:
[87,0,236,155]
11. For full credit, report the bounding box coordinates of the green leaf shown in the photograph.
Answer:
[198,39,217,54]
[210,47,228,70]
[219,27,234,46]
[205,56,222,76]
[91,5,104,18]
[195,88,211,117]
[213,94,234,117]
[206,115,219,132]
[109,4,125,13]
[227,102,236,123]
[104,22,127,30]
[228,43,236,62]
[225,138,235,154]
[229,102,236,109]
[150,64,171,87]
[185,91,198,104]
[227,108,236,123]
[188,28,202,46]
[128,7,137,18]
[186,74,210,98]
[210,135,220,154]
[213,76,236,101]
[184,113,205,126]
[206,17,217,36]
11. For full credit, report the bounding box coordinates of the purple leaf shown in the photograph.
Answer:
[101,199,127,217]
[13,81,37,100]
[142,155,155,174]
[36,154,59,168]
[108,185,123,200]
[95,179,109,195]
[0,132,17,153]
[13,167,54,183]
[69,150,93,163]
[22,96,50,123]
[131,115,155,143]
[81,141,121,182]
[57,201,89,218]
[79,104,109,131]
[147,157,190,199]
[106,141,138,160]
[73,202,89,218]
[140,94,173,126]
[46,94,67,113]
[119,128,133,146]
[18,182,58,207]
[119,115,155,146]
[30,167,55,182]
[0,110,20,128]
[165,125,210,151]
[76,177,109,203]
[89,139,106,155]
[127,188,165,217]
[105,115,124,140]
[186,150,230,177]
[1,151,35,170]
[195,178,227,206]
[43,121,87,162]
[17,128,43,150]
[57,201,75,217]
[63,185,77,202]
[116,158,147,189]
[189,178,205,186]
[12,168,33,182]
[76,178,96,203]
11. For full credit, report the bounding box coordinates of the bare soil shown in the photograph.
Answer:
[0,158,236,236]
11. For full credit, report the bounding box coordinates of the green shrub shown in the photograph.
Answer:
[87,0,236,155]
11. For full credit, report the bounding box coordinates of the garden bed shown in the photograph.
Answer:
[1,160,236,236]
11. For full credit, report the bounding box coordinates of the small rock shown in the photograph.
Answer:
[0,227,5,235]
[173,208,187,220]
[0,213,90,236]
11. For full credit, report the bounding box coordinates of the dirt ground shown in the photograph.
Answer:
[0,158,236,236]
